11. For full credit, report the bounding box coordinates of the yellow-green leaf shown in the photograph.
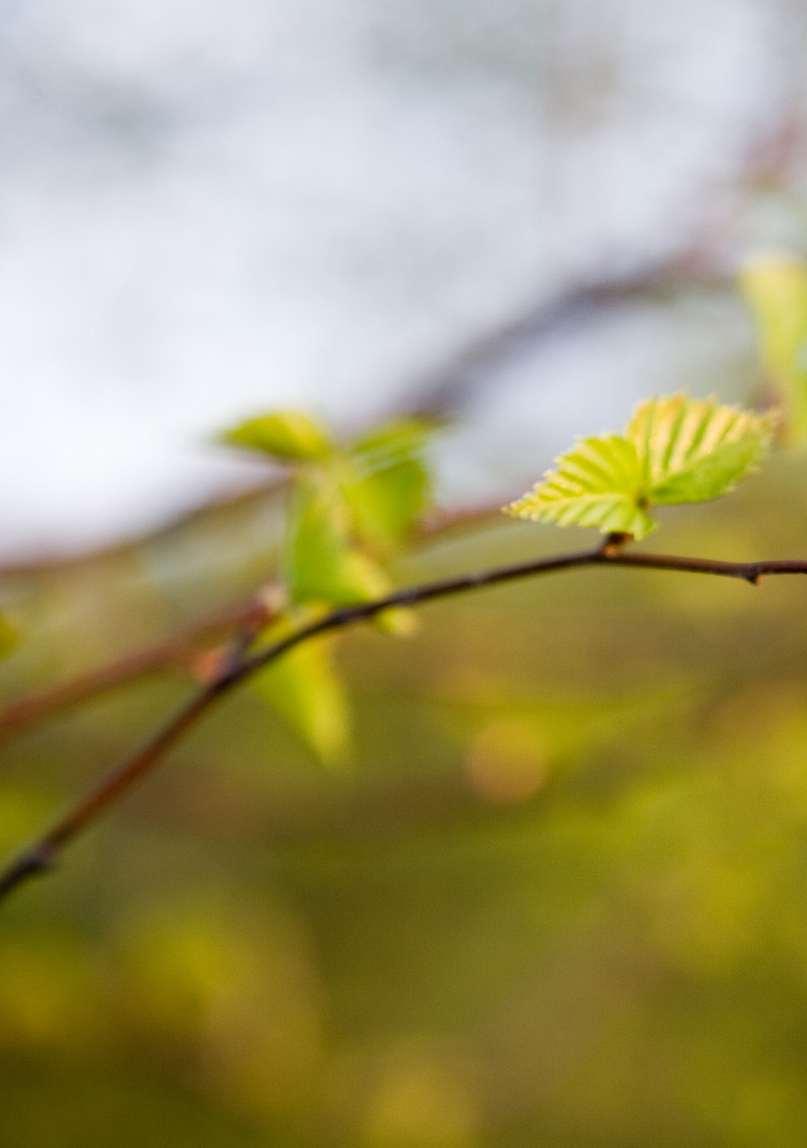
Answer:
[628,395,774,506]
[219,409,333,462]
[506,394,773,540]
[342,418,435,554]
[506,434,654,538]
[253,621,350,766]
[741,255,807,444]
[284,469,418,640]
[286,474,393,605]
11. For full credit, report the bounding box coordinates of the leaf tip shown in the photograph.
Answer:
[218,409,333,462]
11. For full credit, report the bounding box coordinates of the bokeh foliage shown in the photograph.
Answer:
[5,452,807,1145]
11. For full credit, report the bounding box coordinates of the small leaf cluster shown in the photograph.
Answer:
[216,259,807,762]
[220,410,435,762]
[506,394,774,540]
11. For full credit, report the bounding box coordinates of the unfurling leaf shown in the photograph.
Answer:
[219,409,333,462]
[506,394,773,540]
[741,255,807,444]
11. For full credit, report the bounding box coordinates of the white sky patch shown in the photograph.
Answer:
[0,0,799,558]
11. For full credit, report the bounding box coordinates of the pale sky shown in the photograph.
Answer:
[0,0,800,559]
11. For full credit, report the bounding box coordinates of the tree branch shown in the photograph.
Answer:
[0,499,504,745]
[0,596,278,746]
[1,541,806,902]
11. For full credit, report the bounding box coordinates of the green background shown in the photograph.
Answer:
[3,449,807,1146]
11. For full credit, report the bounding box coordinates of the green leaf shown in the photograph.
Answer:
[219,409,333,462]
[285,474,386,604]
[506,434,654,538]
[350,416,434,461]
[253,628,350,766]
[627,394,774,506]
[342,418,435,554]
[506,394,773,540]
[282,418,434,636]
[286,469,419,637]
[741,256,807,444]
[284,473,349,605]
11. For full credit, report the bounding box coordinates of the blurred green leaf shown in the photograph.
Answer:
[285,473,418,641]
[219,409,333,462]
[342,417,435,554]
[742,255,807,444]
[506,394,773,539]
[228,414,435,762]
[285,473,391,606]
[253,615,350,765]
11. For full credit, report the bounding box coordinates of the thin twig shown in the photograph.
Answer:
[0,595,278,746]
[1,542,806,902]
[0,500,503,744]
